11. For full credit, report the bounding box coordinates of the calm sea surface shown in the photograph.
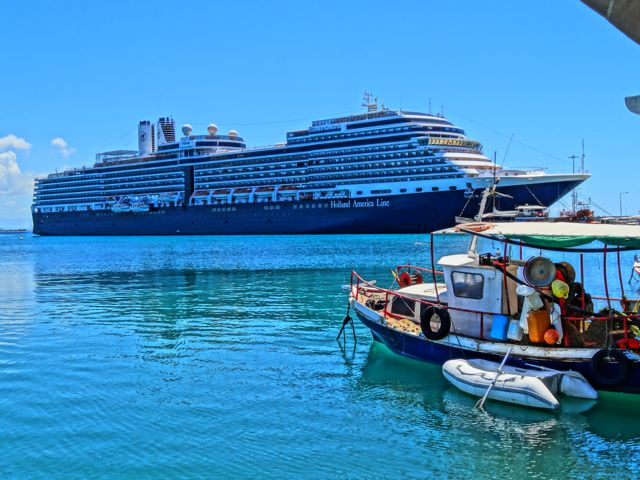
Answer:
[1,233,639,479]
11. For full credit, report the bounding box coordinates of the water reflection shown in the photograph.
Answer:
[356,340,640,477]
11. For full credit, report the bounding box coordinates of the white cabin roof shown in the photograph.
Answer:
[438,254,476,267]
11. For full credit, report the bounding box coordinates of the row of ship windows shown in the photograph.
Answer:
[37,140,418,189]
[38,135,474,193]
[195,171,462,191]
[35,186,183,203]
[37,172,184,191]
[85,132,424,179]
[35,182,184,199]
[195,166,458,186]
[195,157,446,181]
[194,150,435,177]
[35,177,184,196]
[287,125,464,144]
[196,142,419,172]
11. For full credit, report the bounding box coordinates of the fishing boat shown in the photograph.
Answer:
[442,358,597,410]
[348,222,640,395]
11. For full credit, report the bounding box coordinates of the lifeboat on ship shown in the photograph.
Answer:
[112,203,131,213]
[254,186,275,197]
[192,190,210,198]
[232,188,252,199]
[159,192,180,203]
[130,203,150,213]
[278,185,300,198]
[212,189,232,199]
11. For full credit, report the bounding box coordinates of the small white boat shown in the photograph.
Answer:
[442,358,598,410]
[130,203,150,213]
[111,204,131,213]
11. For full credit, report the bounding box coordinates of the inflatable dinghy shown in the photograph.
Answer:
[442,358,598,410]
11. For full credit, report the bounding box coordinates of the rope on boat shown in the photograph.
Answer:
[336,303,357,344]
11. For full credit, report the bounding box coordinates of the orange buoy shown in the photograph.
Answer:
[544,328,560,345]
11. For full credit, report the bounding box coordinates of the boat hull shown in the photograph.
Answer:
[355,308,640,394]
[32,178,581,236]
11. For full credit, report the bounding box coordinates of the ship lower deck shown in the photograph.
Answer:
[32,179,581,236]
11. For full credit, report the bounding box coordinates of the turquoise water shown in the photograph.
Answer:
[1,233,639,479]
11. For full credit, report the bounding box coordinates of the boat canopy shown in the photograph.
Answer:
[450,222,640,249]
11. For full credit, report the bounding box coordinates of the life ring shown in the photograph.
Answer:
[398,271,412,288]
[590,348,630,386]
[412,272,424,284]
[420,306,451,340]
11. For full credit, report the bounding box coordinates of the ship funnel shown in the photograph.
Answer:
[181,124,193,137]
[207,124,218,135]
[157,116,176,145]
[138,120,155,155]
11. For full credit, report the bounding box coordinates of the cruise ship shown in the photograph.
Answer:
[32,97,588,235]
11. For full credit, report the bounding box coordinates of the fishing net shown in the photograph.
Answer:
[565,309,632,348]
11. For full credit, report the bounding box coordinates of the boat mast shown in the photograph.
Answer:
[568,139,586,214]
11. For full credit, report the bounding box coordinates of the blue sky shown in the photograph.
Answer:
[1,0,638,228]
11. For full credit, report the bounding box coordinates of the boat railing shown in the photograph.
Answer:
[395,265,444,276]
[351,270,640,346]
[350,270,503,340]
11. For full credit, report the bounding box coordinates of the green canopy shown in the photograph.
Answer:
[451,222,640,250]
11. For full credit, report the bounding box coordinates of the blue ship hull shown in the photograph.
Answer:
[355,312,640,395]
[32,179,580,235]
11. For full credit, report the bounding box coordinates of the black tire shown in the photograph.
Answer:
[420,306,451,340]
[590,348,630,387]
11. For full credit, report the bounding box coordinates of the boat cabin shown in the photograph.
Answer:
[387,254,518,338]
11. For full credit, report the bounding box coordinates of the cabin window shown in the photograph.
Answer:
[451,271,484,299]
[390,297,415,317]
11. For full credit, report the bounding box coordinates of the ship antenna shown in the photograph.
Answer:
[362,92,378,112]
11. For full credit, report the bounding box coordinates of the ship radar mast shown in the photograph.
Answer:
[362,92,378,112]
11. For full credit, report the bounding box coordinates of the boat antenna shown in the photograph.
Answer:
[568,140,586,214]
[428,98,432,114]
[568,153,579,213]
[500,133,514,168]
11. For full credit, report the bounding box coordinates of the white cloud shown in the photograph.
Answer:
[0,134,37,228]
[0,134,31,151]
[51,137,75,159]
[0,151,34,195]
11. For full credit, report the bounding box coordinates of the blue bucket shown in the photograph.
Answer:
[490,314,510,341]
